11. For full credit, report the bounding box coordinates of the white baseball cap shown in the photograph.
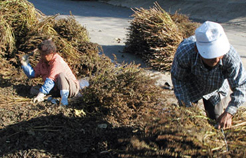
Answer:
[195,21,230,59]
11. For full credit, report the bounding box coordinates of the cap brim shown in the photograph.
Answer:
[196,33,230,59]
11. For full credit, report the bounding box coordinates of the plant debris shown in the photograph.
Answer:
[124,2,199,71]
[0,1,245,158]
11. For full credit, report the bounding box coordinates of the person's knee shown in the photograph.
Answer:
[57,72,65,81]
[57,72,65,86]
[57,72,70,91]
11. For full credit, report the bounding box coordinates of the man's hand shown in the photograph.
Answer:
[20,54,29,66]
[217,112,233,129]
[33,92,46,103]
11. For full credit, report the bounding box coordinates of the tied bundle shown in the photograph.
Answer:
[124,2,199,71]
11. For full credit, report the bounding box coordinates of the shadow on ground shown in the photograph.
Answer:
[101,45,147,68]
[0,106,136,157]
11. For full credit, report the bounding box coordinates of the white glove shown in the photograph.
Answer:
[21,54,29,66]
[33,92,46,103]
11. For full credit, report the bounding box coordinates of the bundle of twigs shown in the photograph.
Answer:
[0,0,42,57]
[118,106,246,157]
[171,11,200,39]
[223,107,246,156]
[0,1,245,157]
[0,0,109,80]
[53,15,89,47]
[0,14,15,57]
[124,2,198,71]
[78,63,166,126]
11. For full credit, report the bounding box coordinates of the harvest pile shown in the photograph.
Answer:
[0,0,245,158]
[124,2,199,71]
[122,106,246,157]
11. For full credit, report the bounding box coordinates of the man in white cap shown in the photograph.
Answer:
[171,21,246,129]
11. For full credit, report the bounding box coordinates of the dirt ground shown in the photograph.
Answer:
[0,73,177,157]
[1,0,246,157]
[1,82,245,157]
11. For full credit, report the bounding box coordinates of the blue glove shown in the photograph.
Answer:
[40,78,55,94]
[21,63,35,78]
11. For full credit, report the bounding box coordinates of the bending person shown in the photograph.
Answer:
[171,21,246,129]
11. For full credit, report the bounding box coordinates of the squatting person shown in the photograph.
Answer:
[20,39,80,106]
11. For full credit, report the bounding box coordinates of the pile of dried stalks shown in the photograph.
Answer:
[0,15,15,57]
[171,11,200,39]
[78,63,166,126]
[0,0,112,81]
[0,0,245,157]
[124,2,199,71]
[0,0,165,122]
[120,106,246,157]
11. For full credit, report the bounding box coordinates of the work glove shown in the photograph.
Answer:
[33,92,46,103]
[20,54,29,66]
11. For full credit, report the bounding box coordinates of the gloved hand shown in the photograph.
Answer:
[20,54,29,66]
[33,92,46,103]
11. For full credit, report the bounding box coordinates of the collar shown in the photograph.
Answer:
[198,55,224,71]
[194,51,199,66]
[48,53,57,65]
[41,53,57,66]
